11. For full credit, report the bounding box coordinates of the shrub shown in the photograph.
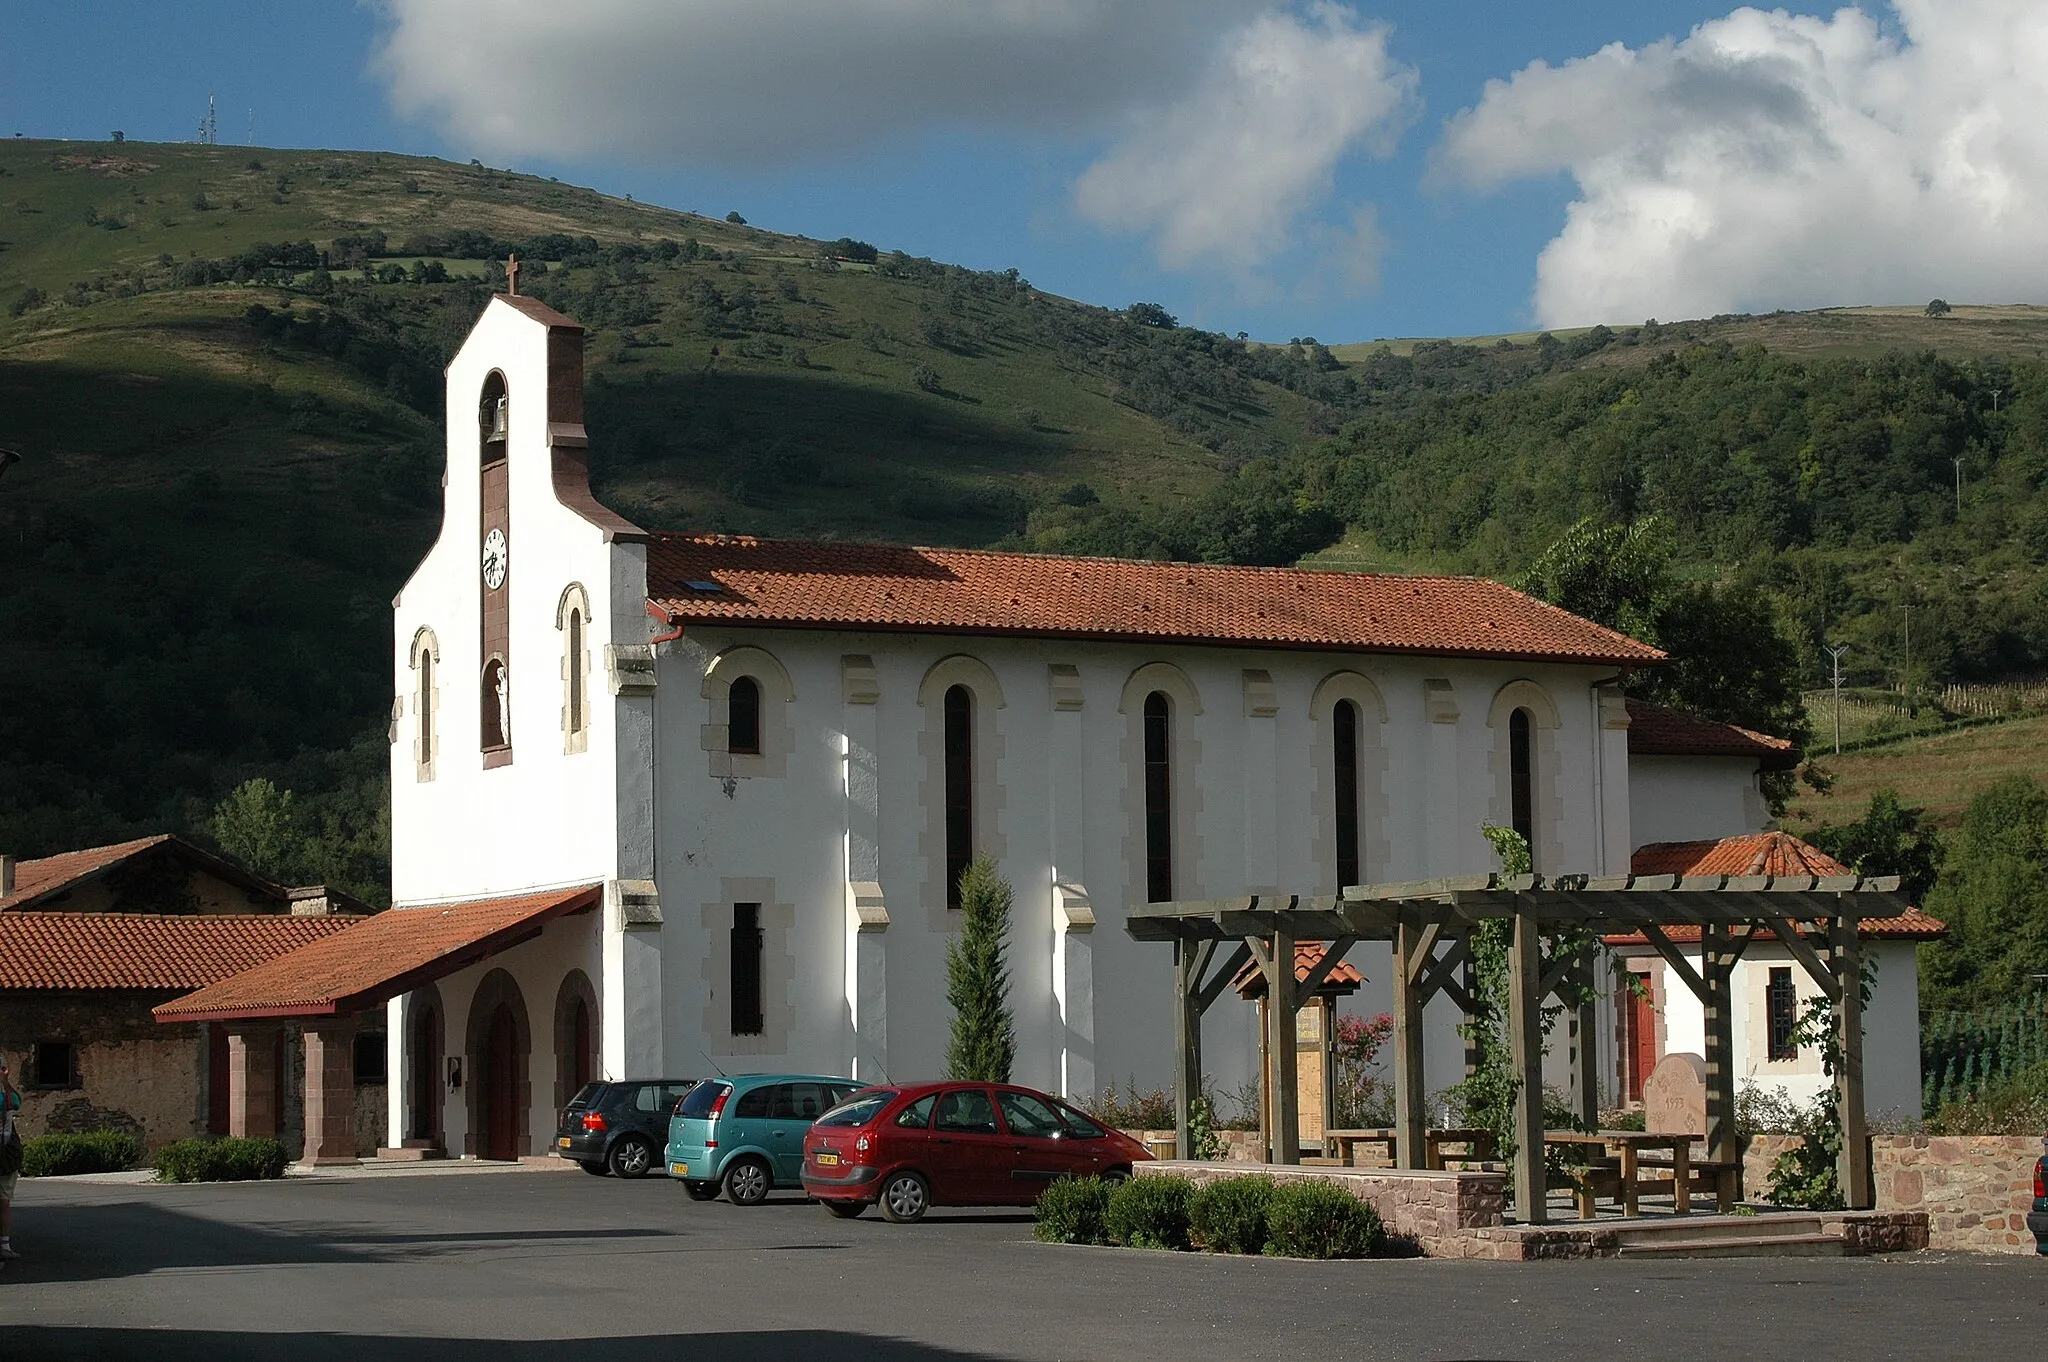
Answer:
[1033,1176,1112,1245]
[1104,1175,1192,1250]
[1188,1174,1275,1254]
[154,1137,291,1183]
[1264,1180,1382,1259]
[22,1131,140,1177]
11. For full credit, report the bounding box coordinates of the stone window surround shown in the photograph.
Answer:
[700,880,796,1056]
[1118,661,1204,906]
[409,626,441,782]
[701,644,795,780]
[556,583,592,755]
[915,654,1008,928]
[1484,679,1565,874]
[1307,670,1392,894]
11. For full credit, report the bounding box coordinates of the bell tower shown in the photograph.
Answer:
[478,368,512,766]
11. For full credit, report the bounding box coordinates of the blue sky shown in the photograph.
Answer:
[8,2,2041,342]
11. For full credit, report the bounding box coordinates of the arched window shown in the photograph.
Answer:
[943,683,973,909]
[1143,690,1172,902]
[728,676,762,756]
[1333,698,1360,890]
[481,657,509,751]
[1509,707,1535,866]
[566,608,585,737]
[478,371,508,465]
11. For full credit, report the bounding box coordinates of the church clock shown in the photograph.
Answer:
[481,528,508,591]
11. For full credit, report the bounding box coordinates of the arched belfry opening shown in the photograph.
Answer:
[478,370,509,465]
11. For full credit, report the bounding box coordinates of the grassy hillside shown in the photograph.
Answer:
[1785,713,2048,834]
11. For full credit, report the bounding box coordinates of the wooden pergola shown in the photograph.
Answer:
[1126,871,1906,1224]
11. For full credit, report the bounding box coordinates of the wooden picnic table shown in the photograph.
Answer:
[1323,1127,1498,1170]
[1545,1130,1719,1218]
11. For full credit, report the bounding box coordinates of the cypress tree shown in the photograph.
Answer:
[944,854,1017,1083]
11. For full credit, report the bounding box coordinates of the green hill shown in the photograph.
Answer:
[6,138,2048,897]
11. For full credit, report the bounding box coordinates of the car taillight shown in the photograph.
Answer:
[708,1088,731,1118]
[581,1111,608,1133]
[855,1134,870,1153]
[2035,1161,2045,1200]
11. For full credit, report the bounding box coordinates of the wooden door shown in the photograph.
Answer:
[1625,979,1658,1104]
[409,1006,440,1143]
[485,1004,520,1160]
[206,1025,230,1135]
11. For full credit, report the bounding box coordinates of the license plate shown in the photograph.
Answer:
[670,1162,689,1176]
[557,1137,571,1148]
[815,1152,840,1167]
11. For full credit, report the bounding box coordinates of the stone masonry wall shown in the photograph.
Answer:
[1137,1159,1505,1257]
[1744,1131,2042,1254]
[0,993,204,1152]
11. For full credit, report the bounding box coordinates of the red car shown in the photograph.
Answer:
[800,1080,1153,1222]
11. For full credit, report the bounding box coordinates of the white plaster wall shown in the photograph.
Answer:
[1629,756,1771,848]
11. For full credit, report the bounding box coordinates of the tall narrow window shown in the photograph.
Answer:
[1333,698,1361,891]
[1767,967,1798,1060]
[1508,707,1534,867]
[943,684,973,909]
[1143,691,1172,903]
[566,607,586,742]
[481,657,509,750]
[416,647,435,778]
[730,903,764,1036]
[728,675,762,756]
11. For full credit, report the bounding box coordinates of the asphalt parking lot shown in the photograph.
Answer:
[6,1167,2043,1361]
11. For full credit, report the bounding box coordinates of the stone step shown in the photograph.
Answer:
[1618,1233,1846,1259]
[1608,1213,1824,1245]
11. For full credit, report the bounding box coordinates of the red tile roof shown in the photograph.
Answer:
[1626,699,1798,768]
[1,834,291,912]
[1606,833,1945,942]
[1232,941,1366,999]
[645,535,1666,665]
[0,913,357,991]
[154,885,602,1022]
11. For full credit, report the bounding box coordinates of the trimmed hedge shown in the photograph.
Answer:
[154,1137,291,1183]
[1033,1176,1112,1245]
[1188,1174,1275,1255]
[22,1131,141,1177]
[1104,1174,1192,1250]
[1264,1179,1382,1259]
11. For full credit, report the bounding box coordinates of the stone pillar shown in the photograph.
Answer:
[226,1025,280,1139]
[301,1021,359,1165]
[843,657,889,1083]
[1047,664,1094,1102]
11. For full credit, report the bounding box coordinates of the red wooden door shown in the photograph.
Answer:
[1625,981,1658,1104]
[485,1004,519,1160]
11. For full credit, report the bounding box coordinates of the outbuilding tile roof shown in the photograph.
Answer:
[1607,833,1945,943]
[0,913,357,991]
[645,535,1666,665]
[1,833,291,912]
[1625,699,1799,767]
[154,885,602,1022]
[1232,940,1366,999]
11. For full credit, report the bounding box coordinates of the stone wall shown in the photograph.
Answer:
[1743,1132,2043,1254]
[0,993,206,1152]
[1137,1159,1505,1258]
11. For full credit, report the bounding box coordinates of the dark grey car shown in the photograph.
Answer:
[556,1079,699,1178]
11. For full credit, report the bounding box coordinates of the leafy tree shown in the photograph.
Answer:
[1807,789,1945,903]
[1921,775,2048,1009]
[944,855,1017,1082]
[725,211,746,225]
[1126,301,1177,329]
[209,778,307,885]
[1925,298,1952,317]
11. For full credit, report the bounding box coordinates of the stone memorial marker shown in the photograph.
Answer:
[1644,1052,1707,1134]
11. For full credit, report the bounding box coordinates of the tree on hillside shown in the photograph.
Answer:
[1925,299,1952,317]
[210,778,306,885]
[945,855,1017,1083]
[1921,775,2048,1010]
[1807,788,1945,903]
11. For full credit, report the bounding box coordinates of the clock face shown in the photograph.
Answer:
[481,528,508,591]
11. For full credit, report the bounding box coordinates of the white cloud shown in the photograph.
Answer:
[1072,5,1416,277]
[1433,1,2048,327]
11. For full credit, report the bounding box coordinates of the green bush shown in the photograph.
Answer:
[154,1137,291,1183]
[1188,1174,1275,1254]
[1033,1176,1112,1245]
[1104,1175,1193,1250]
[1264,1180,1382,1259]
[22,1131,141,1177]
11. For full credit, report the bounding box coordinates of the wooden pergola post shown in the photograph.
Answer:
[1392,918,1428,1170]
[1701,925,1740,1176]
[1508,901,1547,1223]
[1567,944,1599,1130]
[1831,917,1870,1209]
[1173,940,1204,1160]
[1261,922,1300,1164]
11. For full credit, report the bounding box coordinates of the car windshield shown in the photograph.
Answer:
[814,1089,895,1128]
[674,1080,730,1119]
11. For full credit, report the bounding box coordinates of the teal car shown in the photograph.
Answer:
[666,1073,866,1204]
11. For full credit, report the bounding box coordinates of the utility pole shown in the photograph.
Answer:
[1902,602,1912,698]
[1826,644,1851,755]
[1954,455,1965,516]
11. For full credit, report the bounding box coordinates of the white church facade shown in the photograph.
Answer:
[337,293,1932,1161]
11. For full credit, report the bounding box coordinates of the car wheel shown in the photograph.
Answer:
[682,1180,720,1201]
[724,1157,772,1206]
[879,1171,930,1224]
[608,1137,656,1179]
[578,1160,609,1177]
[822,1200,866,1220]
[1100,1166,1132,1186]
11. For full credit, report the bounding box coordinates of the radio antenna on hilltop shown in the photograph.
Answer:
[198,93,217,146]
[247,108,254,145]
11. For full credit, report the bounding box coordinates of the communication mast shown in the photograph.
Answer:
[197,94,217,146]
